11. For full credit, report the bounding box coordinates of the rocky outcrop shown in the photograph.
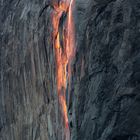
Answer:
[0,0,58,139]
[69,0,140,140]
[0,0,140,140]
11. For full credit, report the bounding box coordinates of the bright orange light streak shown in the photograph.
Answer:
[52,0,75,139]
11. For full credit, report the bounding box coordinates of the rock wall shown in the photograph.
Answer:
[0,0,140,140]
[0,0,59,139]
[70,0,140,140]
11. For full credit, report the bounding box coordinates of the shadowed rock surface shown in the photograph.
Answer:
[70,0,140,140]
[0,0,140,140]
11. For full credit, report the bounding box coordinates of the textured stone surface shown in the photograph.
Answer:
[0,0,58,139]
[69,0,140,140]
[0,0,140,140]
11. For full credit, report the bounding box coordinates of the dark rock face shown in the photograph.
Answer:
[0,0,58,139]
[69,0,140,140]
[0,0,140,140]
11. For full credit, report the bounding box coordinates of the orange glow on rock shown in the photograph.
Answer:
[52,0,75,139]
[59,94,69,128]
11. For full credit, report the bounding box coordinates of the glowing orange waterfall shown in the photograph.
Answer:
[52,0,75,139]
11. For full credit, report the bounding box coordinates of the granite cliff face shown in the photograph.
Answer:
[0,0,140,140]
